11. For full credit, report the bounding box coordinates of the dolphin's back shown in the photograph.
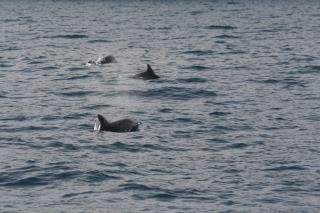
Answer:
[98,55,116,64]
[109,119,139,132]
[96,114,140,132]
[134,64,160,80]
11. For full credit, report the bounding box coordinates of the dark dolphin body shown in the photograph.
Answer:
[98,55,116,64]
[94,114,140,132]
[87,55,116,65]
[133,64,160,80]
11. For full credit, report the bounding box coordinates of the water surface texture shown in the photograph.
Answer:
[1,0,320,212]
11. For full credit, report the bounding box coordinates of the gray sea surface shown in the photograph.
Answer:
[1,0,320,212]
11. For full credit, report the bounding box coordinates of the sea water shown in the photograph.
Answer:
[0,0,320,212]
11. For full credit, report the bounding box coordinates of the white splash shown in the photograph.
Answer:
[94,118,101,131]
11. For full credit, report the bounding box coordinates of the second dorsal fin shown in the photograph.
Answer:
[147,64,153,73]
[133,64,160,80]
[145,64,159,79]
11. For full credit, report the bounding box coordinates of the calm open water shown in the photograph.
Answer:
[1,0,320,212]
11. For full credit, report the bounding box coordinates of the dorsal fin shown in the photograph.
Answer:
[147,64,153,73]
[146,64,159,78]
[133,64,159,79]
[97,114,109,130]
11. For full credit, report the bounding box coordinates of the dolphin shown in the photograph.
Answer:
[94,114,140,132]
[97,55,116,64]
[133,64,160,80]
[87,55,116,65]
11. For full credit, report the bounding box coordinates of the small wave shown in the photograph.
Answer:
[271,186,305,193]
[64,75,92,81]
[131,87,217,100]
[181,50,214,56]
[227,1,240,4]
[254,197,283,204]
[67,67,88,72]
[176,77,208,83]
[209,111,231,116]
[110,142,181,153]
[35,56,47,59]
[134,193,177,201]
[175,117,195,123]
[41,115,59,121]
[63,112,92,120]
[81,104,112,110]
[158,26,172,30]
[190,10,205,15]
[263,165,307,171]
[143,144,186,152]
[47,141,79,151]
[82,145,114,154]
[0,63,14,68]
[57,91,97,97]
[248,79,280,84]
[134,192,213,202]
[207,138,229,144]
[130,111,146,115]
[213,125,234,132]
[0,164,123,188]
[109,142,145,153]
[4,46,21,51]
[42,66,59,70]
[262,79,280,84]
[250,78,305,88]
[214,34,239,39]
[28,61,45,65]
[282,78,306,88]
[223,168,243,174]
[0,91,8,98]
[44,34,89,39]
[158,108,173,113]
[171,36,188,40]
[289,56,316,62]
[118,183,206,201]
[117,183,153,191]
[62,191,95,198]
[53,170,83,180]
[2,176,49,187]
[182,65,211,71]
[215,40,226,44]
[3,126,58,133]
[1,169,87,188]
[87,39,111,43]
[88,71,101,75]
[226,143,248,149]
[81,170,120,182]
[205,25,236,30]
[1,115,28,121]
[90,142,182,154]
[225,50,246,55]
[299,65,320,74]
[3,18,20,22]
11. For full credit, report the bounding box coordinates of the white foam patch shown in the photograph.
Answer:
[96,55,103,63]
[94,118,101,131]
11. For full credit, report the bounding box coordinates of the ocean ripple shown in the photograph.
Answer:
[205,25,236,30]
[43,34,89,39]
[129,87,217,100]
[1,1,320,212]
